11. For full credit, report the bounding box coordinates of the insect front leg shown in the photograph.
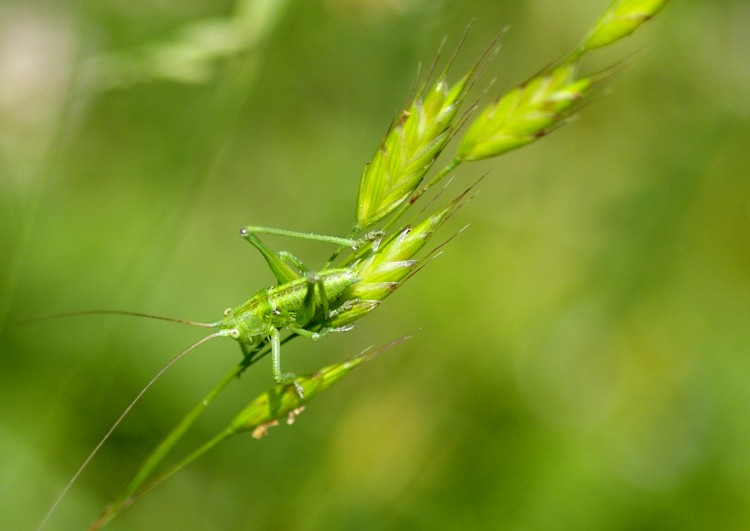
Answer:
[269,326,305,399]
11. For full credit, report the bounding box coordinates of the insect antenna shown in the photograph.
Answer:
[21,310,218,329]
[36,331,226,531]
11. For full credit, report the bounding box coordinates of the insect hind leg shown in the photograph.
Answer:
[240,230,300,284]
[277,251,311,275]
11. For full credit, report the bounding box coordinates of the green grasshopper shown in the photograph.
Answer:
[34,224,381,396]
[217,226,365,397]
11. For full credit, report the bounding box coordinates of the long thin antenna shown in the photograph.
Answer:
[36,331,227,531]
[21,310,217,329]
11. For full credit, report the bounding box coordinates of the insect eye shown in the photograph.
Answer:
[223,308,232,316]
[229,328,240,339]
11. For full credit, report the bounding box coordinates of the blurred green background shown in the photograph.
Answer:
[2,0,749,529]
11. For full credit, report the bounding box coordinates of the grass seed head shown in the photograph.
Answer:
[228,351,374,435]
[355,73,472,231]
[457,63,593,161]
[582,0,670,51]
[329,201,457,327]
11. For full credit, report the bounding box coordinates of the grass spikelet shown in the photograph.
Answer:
[581,0,670,51]
[330,193,464,328]
[355,71,474,231]
[457,63,594,161]
[228,347,381,435]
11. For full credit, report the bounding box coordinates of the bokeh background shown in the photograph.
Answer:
[2,0,749,529]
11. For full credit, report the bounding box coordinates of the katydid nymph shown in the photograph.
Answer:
[217,228,367,397]
[78,224,371,393]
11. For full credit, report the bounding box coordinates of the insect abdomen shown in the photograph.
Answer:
[266,269,358,313]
